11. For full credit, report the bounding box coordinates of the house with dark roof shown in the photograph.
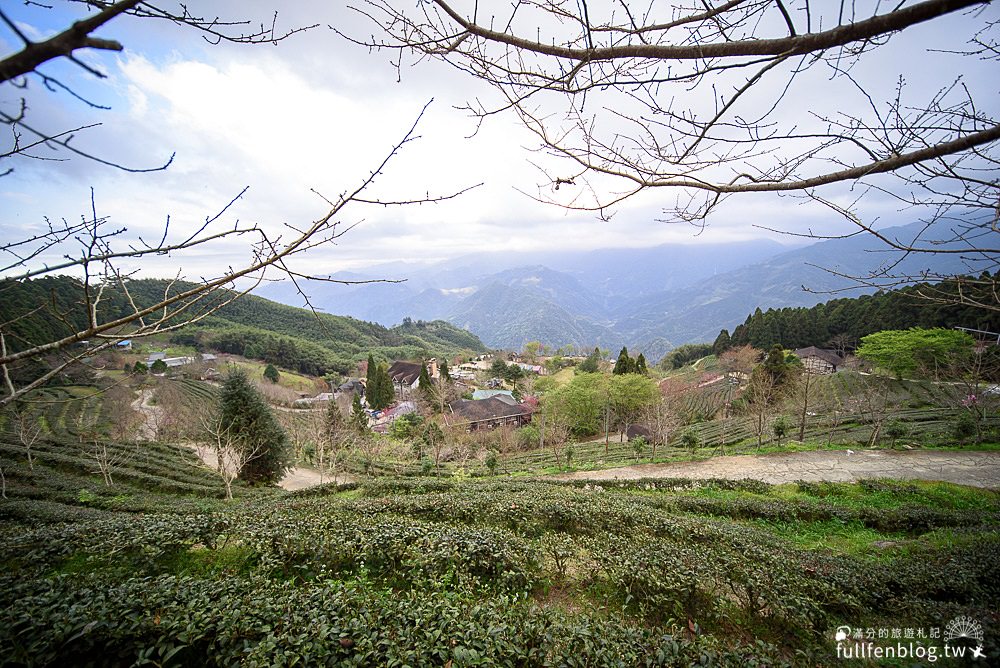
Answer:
[387,360,439,396]
[387,361,423,395]
[793,347,845,375]
[445,397,533,431]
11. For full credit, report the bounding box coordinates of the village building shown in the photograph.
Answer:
[793,347,845,375]
[444,397,533,431]
[387,359,438,396]
[471,389,518,405]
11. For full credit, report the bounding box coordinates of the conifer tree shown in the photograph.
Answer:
[439,359,450,381]
[712,329,731,355]
[635,353,648,375]
[418,361,432,392]
[216,368,290,485]
[263,363,279,383]
[350,393,369,433]
[369,363,395,410]
[325,397,344,440]
[613,347,631,375]
[365,354,377,400]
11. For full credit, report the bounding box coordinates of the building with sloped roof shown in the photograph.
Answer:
[793,347,845,374]
[445,397,532,431]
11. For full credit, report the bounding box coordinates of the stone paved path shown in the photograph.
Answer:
[552,450,1000,488]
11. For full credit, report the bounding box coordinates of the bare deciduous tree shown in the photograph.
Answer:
[11,404,42,470]
[1,5,476,407]
[200,417,266,501]
[356,1,1000,295]
[642,396,681,461]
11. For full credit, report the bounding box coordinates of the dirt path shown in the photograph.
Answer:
[279,467,355,491]
[130,389,161,441]
[185,443,351,491]
[552,449,1000,488]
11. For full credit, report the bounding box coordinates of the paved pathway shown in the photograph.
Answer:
[552,450,1000,488]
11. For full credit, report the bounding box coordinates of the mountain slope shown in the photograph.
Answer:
[1,277,488,377]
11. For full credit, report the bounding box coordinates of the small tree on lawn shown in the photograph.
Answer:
[771,416,790,447]
[150,359,168,375]
[217,369,290,485]
[884,420,909,449]
[681,429,699,454]
[133,361,148,375]
[263,363,280,384]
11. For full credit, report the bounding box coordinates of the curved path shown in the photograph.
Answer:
[552,450,1000,488]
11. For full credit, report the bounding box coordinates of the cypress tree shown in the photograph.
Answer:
[365,354,377,401]
[325,398,344,441]
[712,329,731,355]
[369,363,395,410]
[418,361,432,391]
[350,393,369,433]
[613,347,631,375]
[217,368,290,485]
[635,353,648,375]
[263,363,279,383]
[439,359,450,381]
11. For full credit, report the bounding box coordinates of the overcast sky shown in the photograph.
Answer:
[2,1,996,285]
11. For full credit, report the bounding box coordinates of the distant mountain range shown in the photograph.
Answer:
[258,222,979,362]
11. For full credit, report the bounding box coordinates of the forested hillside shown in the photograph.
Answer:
[0,277,487,376]
[719,275,1000,352]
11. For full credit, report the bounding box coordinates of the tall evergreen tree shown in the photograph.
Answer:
[365,354,377,400]
[712,329,731,355]
[418,361,432,392]
[763,344,791,386]
[369,363,395,410]
[216,369,290,485]
[325,397,344,440]
[263,363,279,383]
[439,359,450,381]
[350,393,369,433]
[613,347,631,375]
[635,353,648,375]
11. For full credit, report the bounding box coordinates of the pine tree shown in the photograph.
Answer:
[365,354,377,401]
[369,363,395,410]
[325,398,344,440]
[263,363,279,383]
[418,361,432,392]
[439,359,450,381]
[217,369,290,485]
[613,347,631,375]
[763,344,791,386]
[712,329,731,355]
[635,353,648,375]
[350,393,369,433]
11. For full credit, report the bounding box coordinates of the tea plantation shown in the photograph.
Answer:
[1,419,998,668]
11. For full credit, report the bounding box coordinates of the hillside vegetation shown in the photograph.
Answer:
[0,277,487,377]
